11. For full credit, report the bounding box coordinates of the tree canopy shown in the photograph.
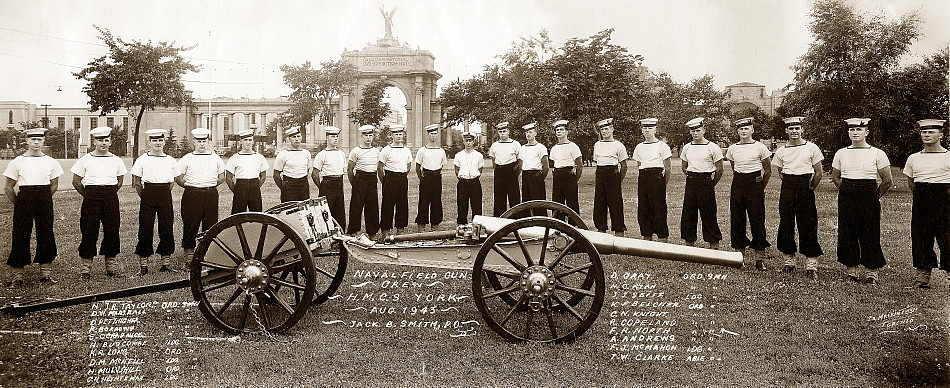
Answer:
[780,0,946,166]
[280,59,359,139]
[73,25,198,157]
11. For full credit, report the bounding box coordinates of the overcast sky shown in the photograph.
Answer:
[0,0,946,109]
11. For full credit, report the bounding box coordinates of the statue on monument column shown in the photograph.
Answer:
[380,6,397,38]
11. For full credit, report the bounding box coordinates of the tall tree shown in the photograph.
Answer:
[348,79,392,127]
[645,73,730,148]
[781,0,920,166]
[881,48,949,164]
[73,26,198,157]
[280,59,359,138]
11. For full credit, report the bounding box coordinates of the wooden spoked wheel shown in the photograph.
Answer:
[492,201,594,310]
[190,213,316,334]
[472,217,605,343]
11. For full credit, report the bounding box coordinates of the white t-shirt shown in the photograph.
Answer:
[348,146,379,173]
[549,141,582,168]
[772,141,824,175]
[903,151,950,184]
[681,142,724,173]
[225,153,269,179]
[593,140,628,166]
[454,149,485,179]
[632,141,672,170]
[415,146,448,171]
[726,141,772,174]
[832,146,890,180]
[314,148,347,177]
[72,153,128,186]
[274,149,312,178]
[489,140,521,165]
[130,154,181,184]
[518,143,548,171]
[178,152,225,187]
[378,145,413,173]
[3,155,63,186]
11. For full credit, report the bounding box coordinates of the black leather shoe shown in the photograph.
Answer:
[805,269,817,279]
[81,272,92,280]
[781,265,795,273]
[39,276,57,284]
[159,265,175,272]
[864,277,878,285]
[7,279,24,288]
[755,260,767,271]
[105,270,121,278]
[138,266,149,276]
[846,274,861,283]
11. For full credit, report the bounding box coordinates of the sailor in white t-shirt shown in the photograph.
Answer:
[831,118,892,284]
[454,130,485,224]
[414,124,448,231]
[378,125,413,235]
[592,118,628,235]
[549,120,583,223]
[489,122,521,217]
[3,127,63,285]
[904,119,950,289]
[771,116,824,277]
[130,128,182,275]
[518,123,549,216]
[175,127,224,261]
[273,126,312,202]
[312,126,347,231]
[725,117,773,270]
[631,118,671,241]
[679,117,723,248]
[347,125,380,237]
[72,126,128,278]
[225,128,269,214]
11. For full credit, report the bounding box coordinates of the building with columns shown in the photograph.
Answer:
[724,82,786,115]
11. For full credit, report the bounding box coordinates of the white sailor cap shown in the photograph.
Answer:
[552,120,569,128]
[388,124,406,133]
[522,123,537,131]
[424,124,440,133]
[284,126,301,136]
[145,128,168,139]
[597,118,613,128]
[90,126,113,139]
[191,128,211,139]
[25,127,48,137]
[237,128,255,138]
[495,122,509,130]
[916,119,946,130]
[844,118,870,128]
[640,118,659,127]
[462,130,478,139]
[686,117,705,129]
[358,125,376,134]
[783,116,805,127]
[734,117,754,128]
[325,126,342,135]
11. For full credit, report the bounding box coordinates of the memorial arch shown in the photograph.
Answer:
[330,9,442,149]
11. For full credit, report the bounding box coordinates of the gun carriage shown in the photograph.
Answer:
[3,199,742,343]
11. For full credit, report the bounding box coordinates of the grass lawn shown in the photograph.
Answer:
[0,158,946,386]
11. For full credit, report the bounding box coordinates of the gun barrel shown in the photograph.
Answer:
[577,230,743,268]
[473,215,743,268]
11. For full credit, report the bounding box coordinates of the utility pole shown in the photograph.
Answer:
[40,104,51,128]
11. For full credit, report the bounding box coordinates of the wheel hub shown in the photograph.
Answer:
[520,266,555,309]
[236,259,269,293]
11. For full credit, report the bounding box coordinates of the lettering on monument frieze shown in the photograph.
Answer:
[362,57,411,67]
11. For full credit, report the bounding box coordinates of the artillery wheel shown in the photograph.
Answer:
[490,201,594,310]
[500,200,587,228]
[191,212,316,334]
[472,217,605,343]
[265,202,348,305]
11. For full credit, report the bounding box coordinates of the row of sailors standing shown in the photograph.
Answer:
[4,117,949,290]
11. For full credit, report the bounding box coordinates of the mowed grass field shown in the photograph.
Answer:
[0,156,947,386]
